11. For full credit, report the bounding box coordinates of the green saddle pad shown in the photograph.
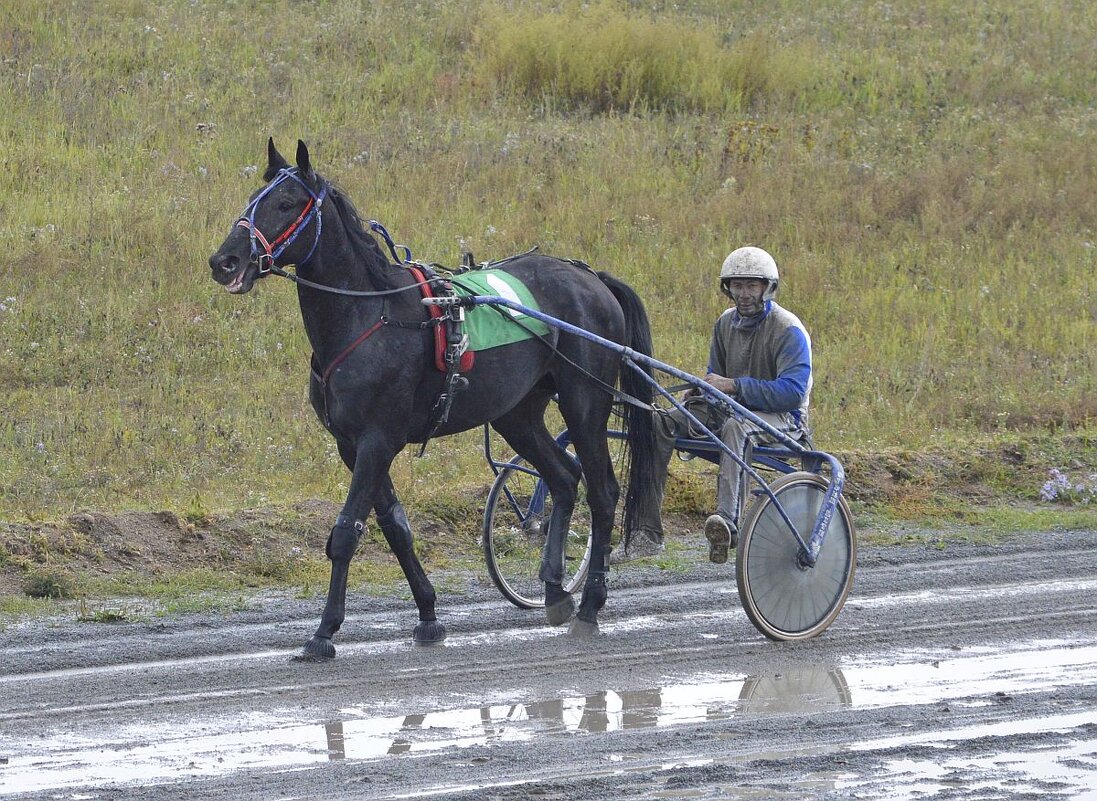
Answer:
[452,269,552,350]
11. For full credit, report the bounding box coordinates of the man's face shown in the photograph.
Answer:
[722,277,768,317]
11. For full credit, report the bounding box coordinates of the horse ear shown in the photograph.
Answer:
[296,140,313,179]
[265,137,289,180]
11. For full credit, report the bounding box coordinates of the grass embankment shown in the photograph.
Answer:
[1,0,1094,606]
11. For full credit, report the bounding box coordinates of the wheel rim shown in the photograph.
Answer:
[738,474,855,639]
[485,462,591,608]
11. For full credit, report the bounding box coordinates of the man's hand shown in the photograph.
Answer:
[704,373,737,396]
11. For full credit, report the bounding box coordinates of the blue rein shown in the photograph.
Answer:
[367,219,413,264]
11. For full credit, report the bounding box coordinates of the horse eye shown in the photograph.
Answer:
[277,199,295,212]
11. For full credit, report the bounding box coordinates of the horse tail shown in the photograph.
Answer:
[597,272,660,542]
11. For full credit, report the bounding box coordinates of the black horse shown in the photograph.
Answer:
[209,139,658,660]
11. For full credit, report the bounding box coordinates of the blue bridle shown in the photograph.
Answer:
[235,167,327,274]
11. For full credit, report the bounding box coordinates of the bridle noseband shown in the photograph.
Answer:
[235,167,327,275]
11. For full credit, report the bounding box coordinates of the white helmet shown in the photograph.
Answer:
[719,246,779,300]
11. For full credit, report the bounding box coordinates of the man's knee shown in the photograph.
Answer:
[652,411,681,465]
[658,407,690,438]
[718,415,752,448]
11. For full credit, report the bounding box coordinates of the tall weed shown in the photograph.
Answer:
[472,1,820,113]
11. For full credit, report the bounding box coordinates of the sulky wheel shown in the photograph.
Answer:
[482,457,592,609]
[736,471,856,641]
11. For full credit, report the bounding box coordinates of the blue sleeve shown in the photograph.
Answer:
[735,326,811,412]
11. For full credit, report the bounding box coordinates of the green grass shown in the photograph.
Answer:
[0,556,435,621]
[0,594,67,621]
[0,0,1094,530]
[473,1,823,113]
[861,506,1097,549]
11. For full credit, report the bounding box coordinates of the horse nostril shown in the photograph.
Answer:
[210,253,238,273]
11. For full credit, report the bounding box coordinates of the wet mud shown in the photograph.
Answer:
[2,529,1097,800]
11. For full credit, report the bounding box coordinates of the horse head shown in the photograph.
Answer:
[209,138,326,294]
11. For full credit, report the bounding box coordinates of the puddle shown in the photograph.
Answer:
[3,640,1097,795]
[841,640,1097,708]
[838,716,1097,800]
[0,665,850,794]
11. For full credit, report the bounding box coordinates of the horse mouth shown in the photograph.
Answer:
[224,262,258,294]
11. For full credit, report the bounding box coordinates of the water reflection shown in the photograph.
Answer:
[323,665,851,759]
[7,642,1097,796]
[324,721,344,760]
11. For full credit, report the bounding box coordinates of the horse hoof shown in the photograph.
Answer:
[567,617,600,638]
[413,619,447,645]
[296,636,335,662]
[545,595,576,627]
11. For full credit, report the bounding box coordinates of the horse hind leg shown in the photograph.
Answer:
[491,403,583,627]
[534,438,582,626]
[556,399,619,638]
[542,488,581,626]
[568,455,617,639]
[529,449,582,626]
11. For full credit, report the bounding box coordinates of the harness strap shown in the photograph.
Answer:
[398,265,475,455]
[406,265,474,373]
[238,220,273,255]
[321,320,386,385]
[368,220,413,264]
[309,266,472,447]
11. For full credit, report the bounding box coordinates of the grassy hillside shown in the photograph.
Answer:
[1,0,1094,528]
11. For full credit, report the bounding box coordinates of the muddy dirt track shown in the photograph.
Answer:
[2,529,1097,800]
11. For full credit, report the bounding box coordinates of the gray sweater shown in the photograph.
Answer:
[707,300,812,428]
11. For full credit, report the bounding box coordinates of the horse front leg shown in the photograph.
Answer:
[299,513,363,661]
[374,475,445,645]
[299,438,391,662]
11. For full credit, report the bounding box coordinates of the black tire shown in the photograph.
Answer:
[482,458,592,609]
[736,471,856,641]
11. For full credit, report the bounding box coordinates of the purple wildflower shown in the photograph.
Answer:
[1041,468,1097,504]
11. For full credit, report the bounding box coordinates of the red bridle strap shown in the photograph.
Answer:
[237,218,272,254]
[270,196,316,249]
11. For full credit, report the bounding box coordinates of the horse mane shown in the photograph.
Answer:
[322,179,404,291]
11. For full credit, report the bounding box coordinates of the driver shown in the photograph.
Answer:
[613,246,813,564]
